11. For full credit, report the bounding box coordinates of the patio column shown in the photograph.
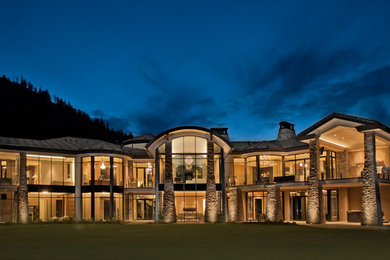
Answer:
[162,141,176,223]
[237,188,244,222]
[75,155,82,222]
[307,137,323,224]
[228,188,238,222]
[266,184,282,222]
[361,131,383,226]
[17,152,28,224]
[206,140,218,223]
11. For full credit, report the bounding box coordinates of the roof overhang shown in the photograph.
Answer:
[145,126,233,157]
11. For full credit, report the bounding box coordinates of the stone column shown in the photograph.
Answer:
[237,188,244,222]
[283,191,290,221]
[361,131,383,226]
[17,152,28,224]
[75,156,82,222]
[228,188,238,222]
[266,184,282,222]
[307,137,323,224]
[205,140,218,223]
[162,142,176,223]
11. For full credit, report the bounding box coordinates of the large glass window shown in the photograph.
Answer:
[319,150,337,180]
[0,152,18,185]
[231,158,245,186]
[246,192,267,221]
[175,191,207,222]
[82,156,124,186]
[0,192,16,222]
[28,192,75,222]
[259,155,282,182]
[167,137,221,184]
[246,157,257,185]
[26,155,75,186]
[284,154,309,182]
[94,192,123,221]
[94,156,110,185]
[132,162,155,187]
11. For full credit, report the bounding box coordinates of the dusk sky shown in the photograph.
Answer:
[1,0,390,140]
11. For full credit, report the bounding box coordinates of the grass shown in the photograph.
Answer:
[0,223,389,259]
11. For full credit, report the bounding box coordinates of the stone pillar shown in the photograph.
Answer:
[17,152,28,224]
[109,157,114,220]
[283,191,290,221]
[361,131,383,226]
[75,156,82,222]
[266,185,282,222]
[228,188,238,222]
[205,140,218,223]
[237,189,244,222]
[154,149,160,223]
[307,137,323,224]
[162,142,176,223]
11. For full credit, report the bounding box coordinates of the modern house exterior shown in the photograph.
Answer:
[0,113,389,226]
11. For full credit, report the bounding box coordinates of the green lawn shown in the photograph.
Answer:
[0,223,389,259]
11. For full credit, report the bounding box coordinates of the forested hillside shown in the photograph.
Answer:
[0,75,132,143]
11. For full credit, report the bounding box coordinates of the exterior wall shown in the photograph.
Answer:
[348,187,362,210]
[380,185,390,221]
[338,188,348,222]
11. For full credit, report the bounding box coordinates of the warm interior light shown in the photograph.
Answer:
[299,163,303,167]
[42,191,49,194]
[319,138,348,148]
[100,162,106,170]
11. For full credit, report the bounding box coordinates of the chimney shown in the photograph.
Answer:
[210,127,229,140]
[277,121,296,141]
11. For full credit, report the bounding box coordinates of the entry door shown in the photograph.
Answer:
[136,199,154,220]
[255,199,263,220]
[104,200,110,220]
[56,200,63,218]
[292,197,302,220]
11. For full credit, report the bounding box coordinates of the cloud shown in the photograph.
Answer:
[127,61,228,135]
[232,47,390,127]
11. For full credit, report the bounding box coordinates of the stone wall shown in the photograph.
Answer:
[228,188,238,222]
[162,142,176,223]
[266,185,282,222]
[307,138,323,224]
[205,141,218,223]
[361,131,383,226]
[17,152,28,223]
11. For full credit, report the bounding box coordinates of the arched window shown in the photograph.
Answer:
[157,136,222,184]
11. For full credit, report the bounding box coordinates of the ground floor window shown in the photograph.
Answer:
[175,191,207,222]
[0,192,16,222]
[323,189,339,221]
[82,192,123,221]
[124,194,155,221]
[289,191,307,221]
[246,192,267,222]
[28,192,74,222]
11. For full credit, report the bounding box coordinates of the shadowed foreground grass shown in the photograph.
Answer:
[0,223,389,259]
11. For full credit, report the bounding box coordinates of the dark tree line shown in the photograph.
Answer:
[0,75,133,143]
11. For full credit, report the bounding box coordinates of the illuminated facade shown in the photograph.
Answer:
[0,113,389,226]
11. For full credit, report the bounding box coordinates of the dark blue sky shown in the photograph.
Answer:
[1,0,390,140]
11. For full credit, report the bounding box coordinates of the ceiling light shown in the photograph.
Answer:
[100,162,106,170]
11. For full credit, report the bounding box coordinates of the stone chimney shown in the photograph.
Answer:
[210,127,229,140]
[277,121,296,141]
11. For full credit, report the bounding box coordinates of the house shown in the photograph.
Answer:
[0,113,389,226]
